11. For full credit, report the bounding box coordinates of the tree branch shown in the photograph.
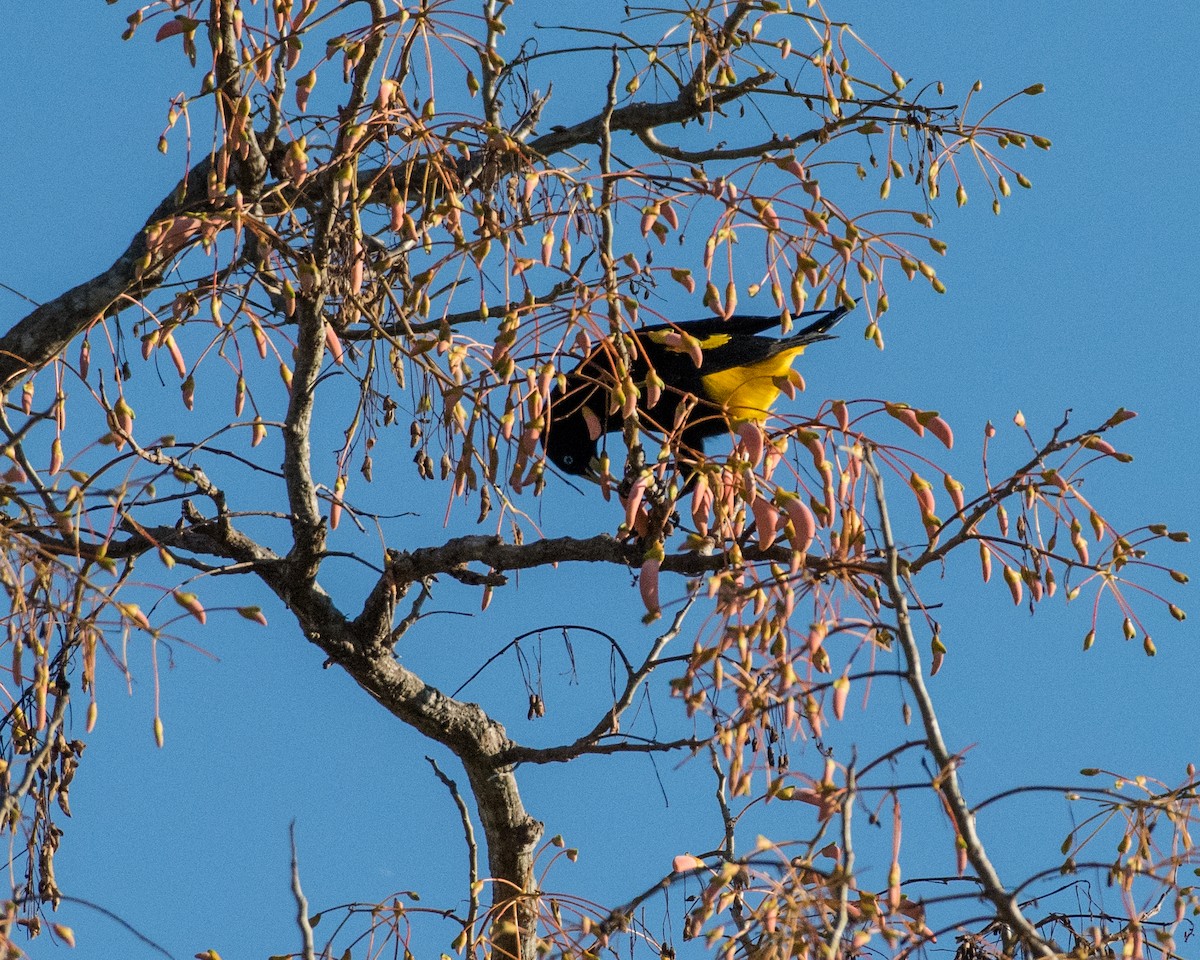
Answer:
[289,822,316,960]
[0,157,216,387]
[427,756,480,944]
[864,446,1057,959]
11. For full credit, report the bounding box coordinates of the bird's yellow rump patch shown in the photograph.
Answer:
[699,344,808,423]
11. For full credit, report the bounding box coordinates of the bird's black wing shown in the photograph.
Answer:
[633,305,848,341]
[632,305,849,379]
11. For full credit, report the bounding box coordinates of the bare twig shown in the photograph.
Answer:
[502,592,699,764]
[427,756,480,942]
[710,748,757,959]
[825,764,855,959]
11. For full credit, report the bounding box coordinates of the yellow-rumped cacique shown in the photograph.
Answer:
[543,305,848,477]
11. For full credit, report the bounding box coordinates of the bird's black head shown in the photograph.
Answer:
[543,404,600,476]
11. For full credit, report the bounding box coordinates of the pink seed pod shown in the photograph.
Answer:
[164,332,187,378]
[672,854,704,873]
[238,606,269,626]
[1083,436,1117,456]
[639,205,658,237]
[330,475,346,530]
[885,402,924,437]
[537,363,554,403]
[740,464,758,506]
[822,470,836,520]
[173,591,207,625]
[645,374,662,410]
[660,200,679,230]
[121,602,152,632]
[1072,532,1089,565]
[573,328,592,354]
[979,541,992,583]
[754,199,780,231]
[581,406,602,442]
[751,496,780,550]
[670,267,696,294]
[832,676,850,720]
[681,333,704,368]
[723,282,738,319]
[832,399,850,432]
[623,473,651,531]
[802,207,829,234]
[155,18,186,41]
[943,474,965,513]
[621,381,638,421]
[782,495,817,555]
[763,437,786,481]
[517,427,541,460]
[738,421,764,467]
[1002,565,1022,605]
[770,372,795,402]
[909,473,936,518]
[927,415,954,449]
[250,312,270,356]
[376,78,397,111]
[804,432,826,471]
[523,171,539,203]
[324,323,345,365]
[691,474,713,536]
[718,467,738,515]
[639,554,662,621]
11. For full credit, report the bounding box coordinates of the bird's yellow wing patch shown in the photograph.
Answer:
[645,329,732,367]
[699,345,808,422]
[645,330,733,350]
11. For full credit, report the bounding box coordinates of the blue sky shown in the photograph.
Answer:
[1,3,1198,958]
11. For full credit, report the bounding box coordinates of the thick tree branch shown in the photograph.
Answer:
[376,532,868,595]
[0,158,216,388]
[118,505,543,960]
[289,823,316,960]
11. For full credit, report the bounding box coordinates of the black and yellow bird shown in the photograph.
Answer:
[543,305,848,477]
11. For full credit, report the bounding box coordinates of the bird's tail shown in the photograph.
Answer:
[787,304,850,344]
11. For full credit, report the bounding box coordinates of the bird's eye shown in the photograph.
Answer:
[562,455,574,466]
